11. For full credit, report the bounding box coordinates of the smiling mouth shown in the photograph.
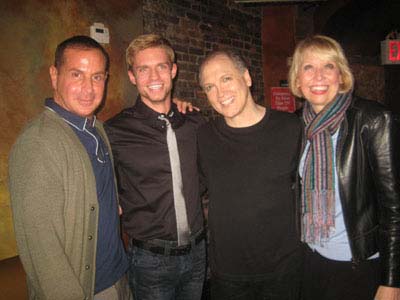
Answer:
[148,84,163,90]
[220,97,234,106]
[310,86,328,92]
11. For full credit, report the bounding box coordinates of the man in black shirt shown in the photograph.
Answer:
[197,49,303,299]
[105,34,206,300]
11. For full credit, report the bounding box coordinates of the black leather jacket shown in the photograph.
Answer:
[301,96,400,287]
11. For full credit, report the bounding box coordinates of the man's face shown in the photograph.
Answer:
[128,47,177,107]
[49,48,107,118]
[201,55,252,124]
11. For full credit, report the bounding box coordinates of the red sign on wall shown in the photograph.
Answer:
[270,87,296,113]
[381,40,400,65]
[389,40,400,62]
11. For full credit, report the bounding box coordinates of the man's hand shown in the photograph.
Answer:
[375,285,400,300]
[173,98,200,114]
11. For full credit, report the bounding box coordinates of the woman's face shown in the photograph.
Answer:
[296,49,343,113]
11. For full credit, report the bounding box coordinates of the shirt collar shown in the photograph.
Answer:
[132,97,185,130]
[45,98,96,131]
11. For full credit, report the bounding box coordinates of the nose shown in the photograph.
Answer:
[314,67,324,80]
[216,85,225,99]
[149,67,161,80]
[82,76,94,93]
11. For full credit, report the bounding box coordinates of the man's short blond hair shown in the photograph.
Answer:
[126,34,175,71]
[288,35,354,98]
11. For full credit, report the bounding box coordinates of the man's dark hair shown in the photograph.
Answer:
[199,49,248,85]
[54,35,110,71]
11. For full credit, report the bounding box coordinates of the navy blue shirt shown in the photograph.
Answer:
[45,99,128,293]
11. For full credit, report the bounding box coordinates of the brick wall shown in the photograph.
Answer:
[142,0,263,117]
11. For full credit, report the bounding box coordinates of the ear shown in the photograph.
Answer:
[49,66,58,90]
[244,69,252,87]
[295,77,301,89]
[171,63,178,79]
[295,78,304,97]
[128,70,137,86]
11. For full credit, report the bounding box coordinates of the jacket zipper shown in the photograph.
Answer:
[336,114,359,266]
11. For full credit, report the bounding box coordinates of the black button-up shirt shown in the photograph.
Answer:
[105,98,205,241]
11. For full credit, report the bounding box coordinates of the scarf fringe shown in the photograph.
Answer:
[302,189,335,245]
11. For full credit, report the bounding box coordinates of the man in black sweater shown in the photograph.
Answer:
[197,50,303,300]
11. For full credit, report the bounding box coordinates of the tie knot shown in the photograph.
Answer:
[158,115,171,126]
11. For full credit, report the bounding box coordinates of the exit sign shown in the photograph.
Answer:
[381,40,400,65]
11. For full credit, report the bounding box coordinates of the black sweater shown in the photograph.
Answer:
[198,110,302,280]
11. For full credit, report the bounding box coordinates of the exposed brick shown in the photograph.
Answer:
[186,12,201,22]
[174,44,189,53]
[188,47,204,56]
[176,52,189,62]
[142,0,264,108]
[177,71,196,81]
[176,90,195,99]
[232,40,244,48]
[176,0,192,9]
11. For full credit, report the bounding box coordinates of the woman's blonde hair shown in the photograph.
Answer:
[126,34,175,71]
[288,35,354,98]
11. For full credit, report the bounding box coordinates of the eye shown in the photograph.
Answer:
[92,73,106,82]
[324,63,335,70]
[71,71,82,79]
[303,64,313,71]
[158,63,169,71]
[136,66,148,74]
[222,76,232,83]
[203,84,213,93]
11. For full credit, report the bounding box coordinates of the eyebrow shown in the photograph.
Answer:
[135,61,171,68]
[67,68,106,74]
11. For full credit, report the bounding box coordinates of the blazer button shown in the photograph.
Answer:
[85,265,90,270]
[88,235,93,240]
[90,206,95,211]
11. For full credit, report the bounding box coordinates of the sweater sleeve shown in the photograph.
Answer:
[9,136,86,300]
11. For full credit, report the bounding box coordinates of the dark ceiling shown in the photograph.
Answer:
[320,0,400,60]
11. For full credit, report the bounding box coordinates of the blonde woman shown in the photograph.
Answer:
[289,35,400,300]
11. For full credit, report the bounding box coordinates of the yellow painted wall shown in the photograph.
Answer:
[0,0,142,260]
